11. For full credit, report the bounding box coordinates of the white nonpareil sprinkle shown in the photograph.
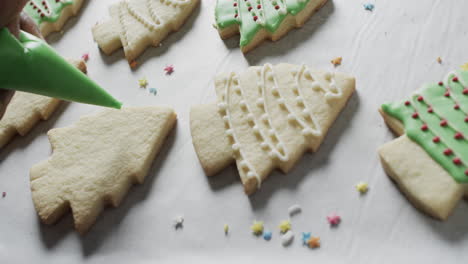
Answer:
[281,231,294,246]
[288,204,302,216]
[174,216,184,229]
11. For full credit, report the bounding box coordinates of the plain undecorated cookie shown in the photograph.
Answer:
[92,0,199,63]
[0,59,86,149]
[30,106,176,233]
[191,63,356,195]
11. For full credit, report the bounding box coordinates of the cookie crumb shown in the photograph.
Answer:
[174,216,184,229]
[327,213,341,226]
[363,3,375,11]
[224,224,229,235]
[356,182,369,194]
[263,231,272,241]
[437,57,442,64]
[278,220,291,233]
[138,78,148,88]
[288,204,302,216]
[130,60,138,69]
[307,236,321,248]
[164,65,175,75]
[81,53,89,62]
[331,57,342,67]
[301,232,311,245]
[281,230,294,246]
[2,192,5,198]
[251,220,264,236]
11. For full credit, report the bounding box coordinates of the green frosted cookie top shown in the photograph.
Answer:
[23,0,74,25]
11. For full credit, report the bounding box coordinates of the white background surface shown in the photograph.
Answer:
[1,0,468,262]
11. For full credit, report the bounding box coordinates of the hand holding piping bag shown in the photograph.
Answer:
[0,0,122,119]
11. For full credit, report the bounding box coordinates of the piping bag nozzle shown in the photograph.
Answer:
[0,28,122,109]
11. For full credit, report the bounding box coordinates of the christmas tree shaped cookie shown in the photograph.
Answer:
[379,70,468,220]
[30,106,176,233]
[23,0,85,37]
[214,0,328,53]
[92,0,199,63]
[0,59,86,149]
[190,63,355,194]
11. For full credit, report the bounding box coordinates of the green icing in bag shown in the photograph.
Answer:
[23,0,74,26]
[382,70,468,183]
[215,0,310,47]
[0,28,122,109]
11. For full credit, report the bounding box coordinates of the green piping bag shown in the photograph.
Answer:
[0,28,122,109]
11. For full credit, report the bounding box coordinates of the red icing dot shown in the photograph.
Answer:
[433,136,440,143]
[444,91,450,97]
[440,120,448,126]
[454,104,460,110]
[257,4,261,9]
[40,13,44,17]
[253,16,258,21]
[404,101,410,106]
[233,2,237,6]
[455,132,464,139]
[465,169,468,176]
[444,149,453,156]
[234,14,238,18]
[417,96,424,102]
[275,5,280,9]
[412,112,419,119]
[248,6,253,11]
[427,107,433,113]
[421,124,428,131]
[453,76,459,82]
[453,157,462,165]
[438,81,443,86]
[464,88,468,95]
[465,116,468,122]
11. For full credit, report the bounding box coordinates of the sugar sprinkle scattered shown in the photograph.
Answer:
[307,236,321,248]
[281,230,294,246]
[356,182,369,194]
[301,232,312,245]
[2,192,5,198]
[224,224,229,235]
[263,231,272,241]
[437,57,442,64]
[164,65,175,75]
[278,220,291,233]
[138,78,148,88]
[288,204,302,216]
[149,88,158,95]
[363,3,374,11]
[174,215,184,229]
[251,220,264,236]
[331,57,342,67]
[130,60,138,69]
[327,213,341,226]
[81,53,89,62]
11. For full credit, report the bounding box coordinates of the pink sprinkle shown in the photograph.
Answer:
[81,53,89,62]
[164,65,174,75]
[2,192,5,198]
[327,213,341,226]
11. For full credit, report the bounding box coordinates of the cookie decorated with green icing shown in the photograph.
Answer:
[214,0,328,53]
[379,69,468,220]
[23,0,84,37]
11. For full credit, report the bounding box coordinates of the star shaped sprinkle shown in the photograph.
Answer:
[130,60,138,69]
[461,62,468,71]
[278,220,291,233]
[263,231,272,241]
[301,232,312,245]
[149,88,158,95]
[224,224,229,234]
[331,57,342,67]
[139,78,148,88]
[173,215,184,229]
[327,213,341,226]
[307,236,321,248]
[81,53,89,62]
[164,65,174,75]
[363,3,374,11]
[356,182,369,194]
[251,220,264,235]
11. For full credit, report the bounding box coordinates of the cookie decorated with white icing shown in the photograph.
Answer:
[23,0,85,37]
[92,0,199,63]
[30,106,176,233]
[0,59,86,149]
[379,70,468,220]
[214,0,328,53]
[190,63,356,194]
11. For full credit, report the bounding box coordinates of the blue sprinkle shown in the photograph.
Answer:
[363,3,374,11]
[302,232,311,245]
[149,88,158,95]
[263,231,272,241]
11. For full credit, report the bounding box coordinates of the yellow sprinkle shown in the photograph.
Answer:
[437,57,442,64]
[331,57,342,66]
[461,62,468,71]
[251,221,264,235]
[278,220,291,233]
[224,224,229,234]
[138,78,148,88]
[356,182,369,194]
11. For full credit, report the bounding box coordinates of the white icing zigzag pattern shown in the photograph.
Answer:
[217,64,344,188]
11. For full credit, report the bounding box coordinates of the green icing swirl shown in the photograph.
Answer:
[382,70,468,183]
[215,0,309,47]
[23,0,74,26]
